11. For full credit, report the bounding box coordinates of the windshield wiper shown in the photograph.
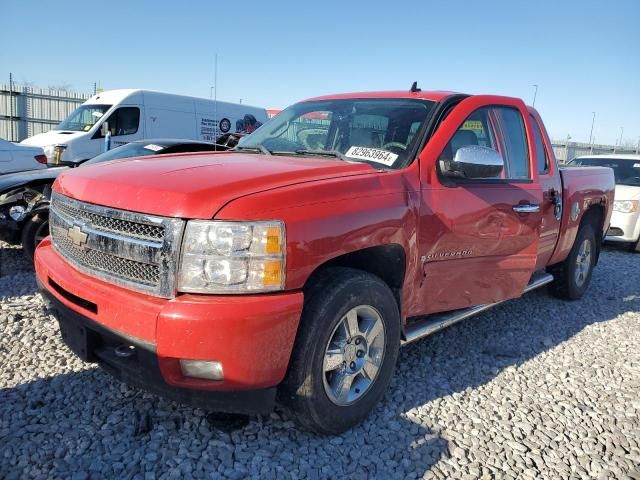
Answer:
[295,149,348,161]
[233,145,272,155]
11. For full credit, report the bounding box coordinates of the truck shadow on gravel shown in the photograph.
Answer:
[1,247,638,478]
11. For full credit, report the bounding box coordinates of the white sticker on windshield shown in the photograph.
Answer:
[144,144,164,152]
[345,146,398,166]
[633,163,640,168]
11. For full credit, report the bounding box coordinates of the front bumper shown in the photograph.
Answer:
[35,238,304,414]
[605,209,640,243]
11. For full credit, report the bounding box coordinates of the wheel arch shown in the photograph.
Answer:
[303,244,407,312]
[580,204,605,265]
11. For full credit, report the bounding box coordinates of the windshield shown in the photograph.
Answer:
[238,98,435,169]
[55,105,112,132]
[82,142,167,166]
[571,157,640,186]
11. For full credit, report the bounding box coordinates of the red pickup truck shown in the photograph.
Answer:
[35,88,614,434]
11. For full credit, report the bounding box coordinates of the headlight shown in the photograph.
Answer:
[177,220,285,293]
[613,200,639,213]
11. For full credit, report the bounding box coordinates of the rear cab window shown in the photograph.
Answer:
[529,114,549,174]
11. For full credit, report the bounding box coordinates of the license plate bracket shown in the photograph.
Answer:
[57,312,97,362]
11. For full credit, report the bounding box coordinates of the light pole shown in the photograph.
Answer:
[532,84,538,107]
[589,112,596,153]
[614,127,624,153]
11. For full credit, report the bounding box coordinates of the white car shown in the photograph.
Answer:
[0,138,47,175]
[571,154,640,252]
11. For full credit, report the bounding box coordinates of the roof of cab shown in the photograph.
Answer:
[303,90,461,103]
[83,89,143,105]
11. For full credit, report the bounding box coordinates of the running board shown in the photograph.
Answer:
[401,271,554,346]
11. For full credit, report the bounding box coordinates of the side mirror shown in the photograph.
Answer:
[100,122,110,137]
[440,145,504,179]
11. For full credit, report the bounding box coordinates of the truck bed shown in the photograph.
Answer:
[548,166,615,266]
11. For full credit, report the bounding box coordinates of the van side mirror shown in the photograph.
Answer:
[100,122,110,137]
[440,145,504,179]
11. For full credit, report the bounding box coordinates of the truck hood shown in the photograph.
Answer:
[21,130,86,147]
[54,152,377,218]
[614,184,640,201]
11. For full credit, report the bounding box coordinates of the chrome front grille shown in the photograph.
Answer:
[49,192,184,298]
[54,199,165,240]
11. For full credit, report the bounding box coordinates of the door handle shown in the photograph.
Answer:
[512,204,540,213]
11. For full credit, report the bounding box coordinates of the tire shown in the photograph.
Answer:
[279,267,400,434]
[632,238,640,253]
[21,213,49,262]
[548,222,596,300]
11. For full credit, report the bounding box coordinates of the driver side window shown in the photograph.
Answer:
[439,108,501,178]
[97,107,140,138]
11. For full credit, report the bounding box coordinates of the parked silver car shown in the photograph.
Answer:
[0,138,47,174]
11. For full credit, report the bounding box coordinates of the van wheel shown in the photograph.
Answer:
[548,223,596,300]
[22,214,49,262]
[279,267,400,434]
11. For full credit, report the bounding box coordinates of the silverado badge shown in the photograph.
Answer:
[67,225,88,247]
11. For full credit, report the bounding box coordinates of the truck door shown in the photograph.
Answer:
[529,110,562,269]
[418,96,543,313]
[92,106,143,153]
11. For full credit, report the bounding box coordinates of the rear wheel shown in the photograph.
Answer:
[21,213,49,262]
[279,267,400,434]
[548,223,596,300]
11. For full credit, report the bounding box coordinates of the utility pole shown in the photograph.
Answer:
[532,84,538,107]
[619,127,624,148]
[589,112,596,153]
[213,53,218,140]
[614,127,624,153]
[9,72,14,141]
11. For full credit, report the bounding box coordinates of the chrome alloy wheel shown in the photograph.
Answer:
[574,238,592,287]
[322,305,386,406]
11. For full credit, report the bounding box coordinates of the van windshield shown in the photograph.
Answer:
[238,98,435,169]
[55,105,112,132]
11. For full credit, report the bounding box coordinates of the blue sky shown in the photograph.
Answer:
[2,0,639,145]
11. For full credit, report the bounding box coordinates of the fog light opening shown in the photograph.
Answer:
[179,359,224,381]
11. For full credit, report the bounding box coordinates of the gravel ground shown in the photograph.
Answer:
[0,240,639,479]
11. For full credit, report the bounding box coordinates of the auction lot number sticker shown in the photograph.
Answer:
[345,146,398,166]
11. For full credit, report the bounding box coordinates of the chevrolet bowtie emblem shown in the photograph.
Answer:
[67,225,88,247]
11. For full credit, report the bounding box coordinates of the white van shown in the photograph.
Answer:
[20,89,268,164]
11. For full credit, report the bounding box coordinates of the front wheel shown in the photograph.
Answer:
[548,223,596,300]
[21,213,49,262]
[279,267,400,434]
